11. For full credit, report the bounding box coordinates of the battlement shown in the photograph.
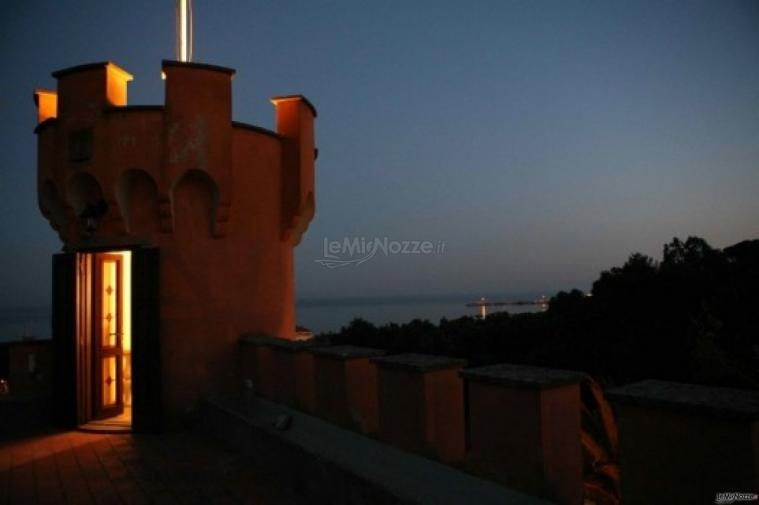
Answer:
[35,60,316,245]
[33,89,57,124]
[51,62,133,122]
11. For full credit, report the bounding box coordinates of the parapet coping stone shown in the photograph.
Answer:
[201,395,552,505]
[52,61,132,79]
[161,59,236,75]
[310,345,386,360]
[231,121,281,139]
[104,105,164,113]
[606,379,759,421]
[460,363,587,390]
[239,333,316,351]
[371,353,467,372]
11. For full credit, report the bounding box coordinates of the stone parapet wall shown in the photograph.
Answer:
[239,336,759,505]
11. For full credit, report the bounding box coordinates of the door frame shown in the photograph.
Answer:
[52,245,161,432]
[91,252,125,420]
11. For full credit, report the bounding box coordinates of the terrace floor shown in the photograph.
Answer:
[0,428,302,505]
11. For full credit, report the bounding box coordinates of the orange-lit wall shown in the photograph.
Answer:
[34,61,316,427]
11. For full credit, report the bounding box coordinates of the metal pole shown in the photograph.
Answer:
[177,0,192,62]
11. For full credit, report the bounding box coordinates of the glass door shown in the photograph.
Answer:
[93,253,124,419]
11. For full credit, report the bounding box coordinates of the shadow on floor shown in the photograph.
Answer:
[0,423,304,504]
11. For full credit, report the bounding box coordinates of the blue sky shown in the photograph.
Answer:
[1,0,757,307]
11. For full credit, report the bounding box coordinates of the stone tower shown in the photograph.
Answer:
[34,60,316,428]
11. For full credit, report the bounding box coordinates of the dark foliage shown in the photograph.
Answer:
[324,237,759,390]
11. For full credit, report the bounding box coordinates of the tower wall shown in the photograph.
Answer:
[34,60,317,427]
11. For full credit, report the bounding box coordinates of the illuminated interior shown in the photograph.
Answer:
[105,250,131,424]
[78,249,132,429]
[116,250,132,413]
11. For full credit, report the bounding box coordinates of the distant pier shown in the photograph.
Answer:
[466,296,549,319]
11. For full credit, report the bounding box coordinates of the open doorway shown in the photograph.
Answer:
[76,250,132,431]
[53,246,160,432]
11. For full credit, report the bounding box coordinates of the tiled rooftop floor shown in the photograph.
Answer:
[0,429,302,505]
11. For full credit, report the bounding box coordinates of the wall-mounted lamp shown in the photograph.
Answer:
[79,199,109,236]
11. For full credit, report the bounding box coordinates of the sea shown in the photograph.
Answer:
[0,295,545,343]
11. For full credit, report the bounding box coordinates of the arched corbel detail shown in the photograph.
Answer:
[171,169,221,238]
[209,168,232,238]
[115,169,161,235]
[213,201,231,238]
[39,180,76,242]
[65,172,107,239]
[158,195,173,233]
[282,191,315,246]
[102,195,128,235]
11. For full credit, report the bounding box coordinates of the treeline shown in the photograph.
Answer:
[323,237,759,389]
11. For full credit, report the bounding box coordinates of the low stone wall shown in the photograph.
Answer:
[311,345,385,434]
[0,340,53,396]
[461,364,585,504]
[0,394,53,436]
[372,353,467,464]
[239,336,759,505]
[198,395,550,505]
[607,380,759,505]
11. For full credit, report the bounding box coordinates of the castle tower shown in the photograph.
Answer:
[34,60,317,430]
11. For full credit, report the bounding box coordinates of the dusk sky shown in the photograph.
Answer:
[1,0,758,308]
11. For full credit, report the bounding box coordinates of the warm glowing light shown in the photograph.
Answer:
[103,356,117,406]
[105,63,133,106]
[116,251,132,408]
[97,251,132,412]
[33,89,57,124]
[100,258,119,347]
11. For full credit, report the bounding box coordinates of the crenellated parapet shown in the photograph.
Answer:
[239,340,759,504]
[34,60,317,245]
